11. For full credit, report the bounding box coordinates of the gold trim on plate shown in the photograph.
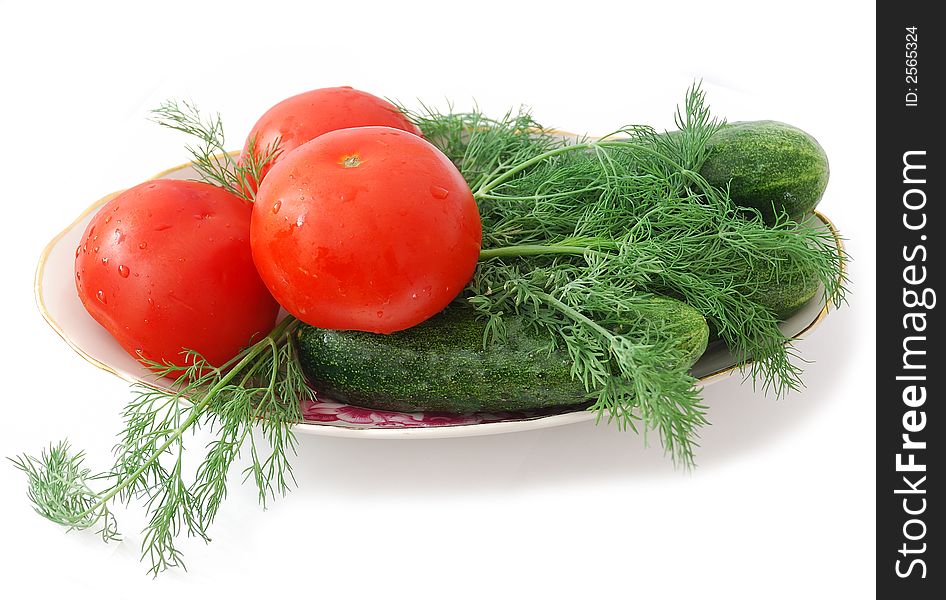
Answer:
[35,191,129,381]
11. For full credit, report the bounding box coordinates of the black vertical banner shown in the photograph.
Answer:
[877,2,941,597]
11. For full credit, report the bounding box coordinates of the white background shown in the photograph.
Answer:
[0,1,875,597]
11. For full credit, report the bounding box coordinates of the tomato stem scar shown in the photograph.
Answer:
[340,153,362,168]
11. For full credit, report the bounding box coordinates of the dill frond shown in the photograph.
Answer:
[411,83,847,465]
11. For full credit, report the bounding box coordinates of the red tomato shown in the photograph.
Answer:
[75,180,280,368]
[240,86,422,192]
[250,126,482,334]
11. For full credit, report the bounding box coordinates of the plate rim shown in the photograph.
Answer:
[35,155,846,438]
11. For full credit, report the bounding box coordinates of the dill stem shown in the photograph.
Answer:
[479,244,598,260]
[472,139,706,199]
[75,315,298,522]
[476,185,605,201]
[473,143,600,197]
[533,290,615,340]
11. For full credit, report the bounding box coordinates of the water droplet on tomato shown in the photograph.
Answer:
[76,272,80,280]
[82,243,88,252]
[147,298,154,308]
[101,257,109,266]
[430,185,450,199]
[75,246,80,257]
[411,293,418,300]
[138,242,147,249]
[93,246,99,253]
[296,215,305,227]
[376,311,384,318]
[96,290,107,304]
[114,229,125,243]
[104,215,111,224]
[272,200,282,214]
[118,265,129,278]
[144,319,149,325]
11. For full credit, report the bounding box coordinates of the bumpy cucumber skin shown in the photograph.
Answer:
[613,296,710,368]
[747,252,822,320]
[699,121,829,224]
[297,305,585,413]
[706,263,821,342]
[296,298,709,413]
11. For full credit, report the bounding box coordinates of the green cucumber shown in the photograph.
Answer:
[702,255,820,343]
[748,243,823,320]
[705,264,820,342]
[296,296,709,413]
[699,120,829,224]
[703,219,828,342]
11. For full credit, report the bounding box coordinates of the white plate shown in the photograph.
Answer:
[36,158,844,438]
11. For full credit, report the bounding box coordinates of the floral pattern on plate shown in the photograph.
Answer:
[300,398,580,428]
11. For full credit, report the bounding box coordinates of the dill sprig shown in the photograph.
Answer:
[13,102,310,576]
[12,316,309,575]
[12,99,307,576]
[408,83,847,463]
[151,100,279,201]
[10,441,119,542]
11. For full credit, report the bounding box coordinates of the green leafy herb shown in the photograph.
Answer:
[14,303,308,576]
[405,83,847,464]
[150,101,279,202]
